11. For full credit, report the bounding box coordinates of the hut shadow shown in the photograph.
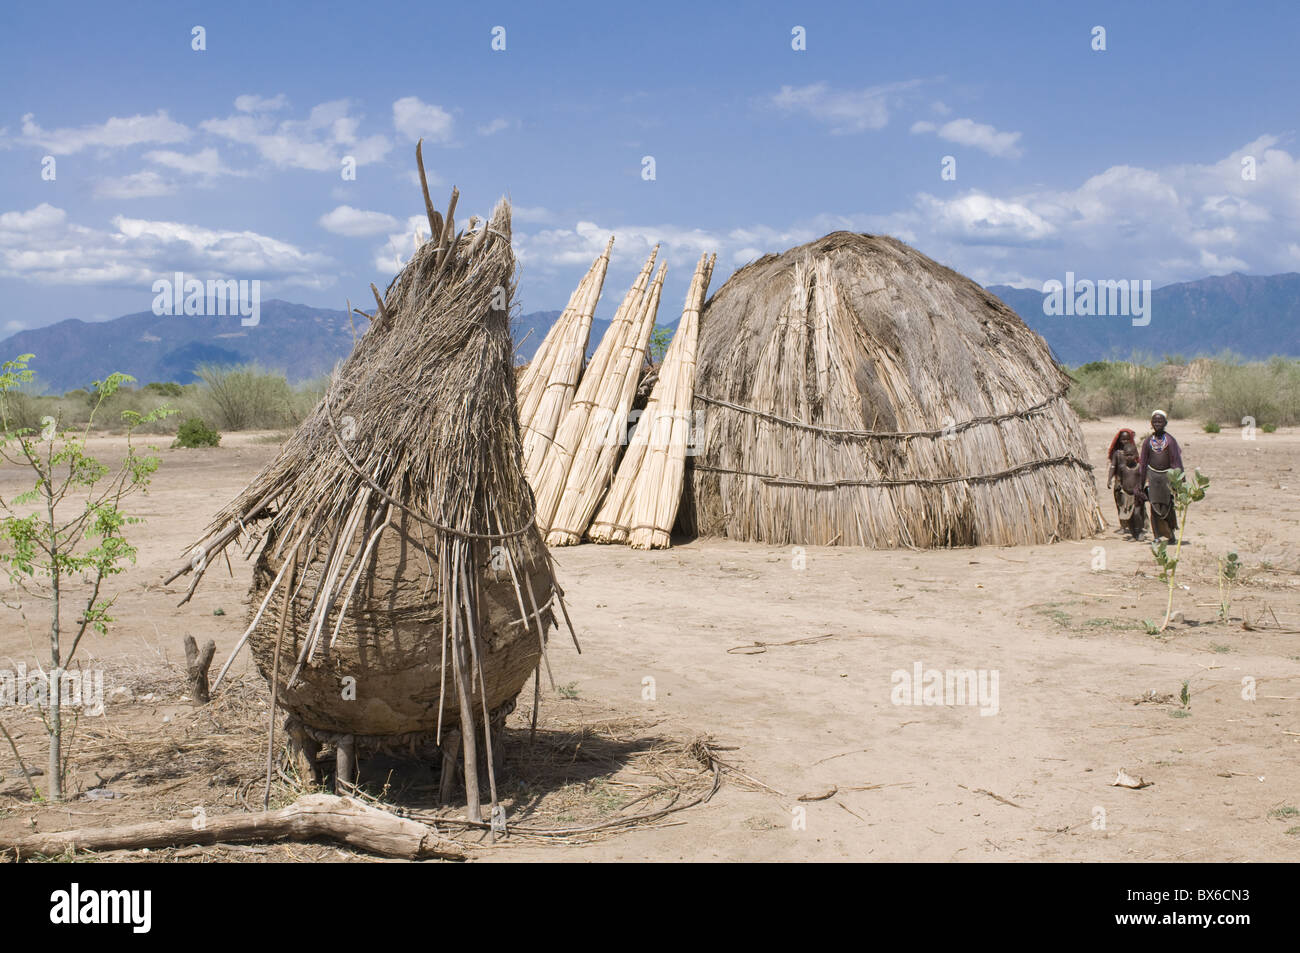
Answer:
[329,721,678,821]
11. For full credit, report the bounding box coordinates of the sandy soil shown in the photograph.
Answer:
[1,418,1297,862]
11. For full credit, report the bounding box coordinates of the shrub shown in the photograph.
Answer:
[1262,422,1278,433]
[143,381,184,398]
[195,363,295,430]
[172,417,221,448]
[1065,358,1176,418]
[1203,421,1220,433]
[0,389,44,432]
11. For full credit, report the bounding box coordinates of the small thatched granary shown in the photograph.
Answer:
[679,232,1102,547]
[168,147,572,822]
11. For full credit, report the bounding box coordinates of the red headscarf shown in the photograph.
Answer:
[1107,428,1136,460]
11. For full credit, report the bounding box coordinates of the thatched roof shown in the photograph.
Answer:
[681,231,1103,547]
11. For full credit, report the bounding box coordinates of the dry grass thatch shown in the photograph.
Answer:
[165,144,576,821]
[681,231,1103,547]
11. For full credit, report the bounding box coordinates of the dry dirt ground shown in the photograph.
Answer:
[1,417,1297,862]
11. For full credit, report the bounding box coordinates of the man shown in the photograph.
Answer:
[1137,410,1184,542]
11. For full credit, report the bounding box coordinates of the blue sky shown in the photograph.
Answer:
[1,0,1297,334]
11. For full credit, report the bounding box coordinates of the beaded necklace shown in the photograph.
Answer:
[1149,433,1169,453]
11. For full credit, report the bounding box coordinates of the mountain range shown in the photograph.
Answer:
[5,272,1298,393]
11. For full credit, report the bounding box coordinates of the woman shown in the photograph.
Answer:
[1138,410,1184,543]
[1106,428,1145,539]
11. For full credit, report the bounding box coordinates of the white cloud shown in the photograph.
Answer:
[235,93,289,113]
[94,171,176,199]
[0,205,333,288]
[202,99,391,171]
[19,110,190,155]
[768,80,922,133]
[509,137,1300,298]
[145,147,245,177]
[511,220,815,279]
[393,96,454,143]
[915,193,1054,243]
[1198,248,1249,272]
[477,118,512,136]
[319,205,401,237]
[870,136,1300,287]
[912,117,1024,158]
[0,204,67,231]
[373,215,431,274]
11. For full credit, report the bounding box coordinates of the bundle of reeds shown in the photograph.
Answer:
[164,144,576,822]
[541,262,666,546]
[589,252,715,547]
[517,237,614,480]
[530,247,660,535]
[683,231,1104,548]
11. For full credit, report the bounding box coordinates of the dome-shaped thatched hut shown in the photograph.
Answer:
[679,232,1102,548]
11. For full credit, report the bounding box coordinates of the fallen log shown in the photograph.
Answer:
[0,794,465,861]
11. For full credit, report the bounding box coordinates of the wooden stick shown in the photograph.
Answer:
[263,549,298,809]
[370,283,389,325]
[182,635,216,704]
[415,138,442,241]
[439,728,461,806]
[335,736,357,794]
[0,794,465,861]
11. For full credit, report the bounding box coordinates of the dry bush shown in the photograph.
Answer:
[195,363,297,431]
[1208,356,1300,427]
[1065,358,1176,419]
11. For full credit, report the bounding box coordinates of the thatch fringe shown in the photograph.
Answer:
[589,252,716,547]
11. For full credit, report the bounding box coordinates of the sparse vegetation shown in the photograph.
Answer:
[1066,357,1174,419]
[1065,355,1300,426]
[1217,551,1240,621]
[172,417,221,449]
[648,322,674,364]
[195,363,299,431]
[0,356,173,800]
[1145,468,1210,632]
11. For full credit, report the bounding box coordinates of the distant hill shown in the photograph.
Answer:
[5,272,1297,392]
[510,311,611,364]
[988,272,1300,365]
[1,299,579,394]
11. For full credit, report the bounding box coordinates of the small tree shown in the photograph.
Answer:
[0,355,173,799]
[648,323,673,365]
[1217,551,1240,621]
[1147,467,1210,633]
